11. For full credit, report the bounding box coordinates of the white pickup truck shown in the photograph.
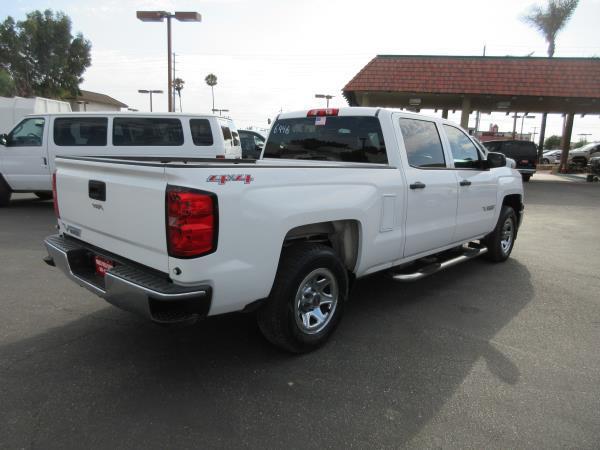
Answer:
[44,107,524,352]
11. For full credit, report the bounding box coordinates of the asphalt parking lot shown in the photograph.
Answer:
[1,178,599,449]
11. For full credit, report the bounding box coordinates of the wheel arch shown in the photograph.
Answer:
[282,219,362,274]
[502,194,523,228]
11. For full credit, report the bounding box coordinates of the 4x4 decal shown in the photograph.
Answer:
[207,174,254,185]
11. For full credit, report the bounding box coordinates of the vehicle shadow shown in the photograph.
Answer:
[0,258,533,449]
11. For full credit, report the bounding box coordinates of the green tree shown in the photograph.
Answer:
[205,73,217,112]
[0,9,91,98]
[544,135,561,149]
[0,69,15,96]
[523,0,579,57]
[173,77,184,112]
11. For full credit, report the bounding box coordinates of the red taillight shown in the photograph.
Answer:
[52,172,60,218]
[307,108,339,117]
[166,186,217,258]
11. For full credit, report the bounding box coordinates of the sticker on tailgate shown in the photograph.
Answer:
[207,174,253,185]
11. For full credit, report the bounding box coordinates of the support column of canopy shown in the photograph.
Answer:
[559,113,574,173]
[460,97,471,129]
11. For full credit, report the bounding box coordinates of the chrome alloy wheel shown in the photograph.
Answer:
[500,217,514,255]
[294,268,339,335]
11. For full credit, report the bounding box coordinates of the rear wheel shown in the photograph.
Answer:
[522,174,531,182]
[257,243,349,353]
[542,158,550,164]
[483,205,517,262]
[0,176,11,207]
[34,192,53,200]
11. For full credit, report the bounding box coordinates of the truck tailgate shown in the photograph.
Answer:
[56,158,169,273]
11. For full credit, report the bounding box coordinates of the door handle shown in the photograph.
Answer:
[459,180,472,186]
[409,181,426,190]
[89,180,106,201]
[42,157,48,166]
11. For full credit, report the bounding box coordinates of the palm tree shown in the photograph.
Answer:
[172,77,184,112]
[522,0,579,57]
[205,73,217,112]
[522,0,579,165]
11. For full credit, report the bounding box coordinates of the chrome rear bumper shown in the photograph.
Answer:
[44,235,211,323]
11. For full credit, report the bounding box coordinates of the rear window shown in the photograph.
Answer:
[113,118,183,146]
[54,117,108,146]
[488,141,537,159]
[221,125,232,147]
[190,119,213,146]
[263,116,387,164]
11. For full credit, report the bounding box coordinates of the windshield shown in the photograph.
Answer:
[263,116,388,164]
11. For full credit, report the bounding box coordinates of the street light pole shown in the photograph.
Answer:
[137,11,201,112]
[315,94,334,108]
[212,108,229,116]
[138,89,163,112]
[167,15,172,112]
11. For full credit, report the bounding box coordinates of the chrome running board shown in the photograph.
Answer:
[391,245,488,282]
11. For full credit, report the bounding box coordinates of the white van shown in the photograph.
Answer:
[0,112,242,205]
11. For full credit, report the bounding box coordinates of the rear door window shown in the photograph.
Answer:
[399,118,446,168]
[189,119,214,146]
[113,118,183,146]
[443,124,482,169]
[263,116,387,164]
[54,117,107,146]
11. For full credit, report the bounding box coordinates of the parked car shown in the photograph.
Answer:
[568,142,600,168]
[0,112,242,206]
[483,140,537,181]
[587,155,600,182]
[541,149,562,164]
[44,107,524,353]
[239,129,265,159]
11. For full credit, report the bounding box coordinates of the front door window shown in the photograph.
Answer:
[7,118,45,147]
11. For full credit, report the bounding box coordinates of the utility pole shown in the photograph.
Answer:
[172,52,178,111]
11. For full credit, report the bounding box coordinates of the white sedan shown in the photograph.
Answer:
[541,150,562,164]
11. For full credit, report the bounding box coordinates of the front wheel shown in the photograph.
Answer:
[257,243,349,353]
[522,174,531,182]
[483,206,517,262]
[0,176,11,207]
[542,158,550,164]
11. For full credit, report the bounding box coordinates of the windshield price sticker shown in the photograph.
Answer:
[315,116,327,126]
[272,124,290,135]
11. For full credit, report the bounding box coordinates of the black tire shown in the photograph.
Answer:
[257,243,349,353]
[542,158,550,164]
[483,205,517,262]
[522,174,531,182]
[34,191,53,200]
[0,176,11,207]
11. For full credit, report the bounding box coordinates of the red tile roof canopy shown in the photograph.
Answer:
[343,55,600,111]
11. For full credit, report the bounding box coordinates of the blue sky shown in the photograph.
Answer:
[5,0,600,139]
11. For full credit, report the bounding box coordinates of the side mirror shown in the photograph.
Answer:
[256,142,264,152]
[486,152,506,169]
[0,133,7,146]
